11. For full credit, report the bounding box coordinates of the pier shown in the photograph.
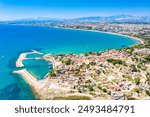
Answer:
[13,69,38,86]
[25,57,42,60]
[16,50,43,68]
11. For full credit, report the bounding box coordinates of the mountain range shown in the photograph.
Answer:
[1,15,150,24]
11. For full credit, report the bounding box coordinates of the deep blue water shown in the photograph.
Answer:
[0,24,139,100]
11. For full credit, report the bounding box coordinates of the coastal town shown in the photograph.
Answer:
[12,20,150,100]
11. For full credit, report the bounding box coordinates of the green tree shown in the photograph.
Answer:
[49,70,56,77]
[62,59,72,65]
[134,78,140,85]
[87,85,94,91]
[145,90,150,96]
[107,58,125,65]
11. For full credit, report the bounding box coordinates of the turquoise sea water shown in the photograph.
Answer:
[0,24,140,100]
[23,60,51,80]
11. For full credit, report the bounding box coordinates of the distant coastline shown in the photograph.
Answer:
[2,23,144,45]
[53,26,144,45]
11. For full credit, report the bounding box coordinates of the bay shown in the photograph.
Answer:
[0,24,139,100]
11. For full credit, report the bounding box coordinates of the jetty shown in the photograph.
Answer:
[16,50,43,68]
[25,57,42,60]
[16,53,28,67]
[13,69,38,86]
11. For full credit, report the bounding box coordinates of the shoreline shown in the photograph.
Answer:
[53,26,144,44]
[6,24,144,45]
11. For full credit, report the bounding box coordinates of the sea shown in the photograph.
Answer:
[0,24,140,100]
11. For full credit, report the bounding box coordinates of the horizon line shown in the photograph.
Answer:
[1,14,150,22]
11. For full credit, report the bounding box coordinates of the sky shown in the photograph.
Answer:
[0,0,150,21]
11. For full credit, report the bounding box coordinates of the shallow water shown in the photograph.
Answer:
[23,60,51,80]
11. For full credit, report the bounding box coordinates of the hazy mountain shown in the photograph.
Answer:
[1,15,150,24]
[70,15,150,23]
